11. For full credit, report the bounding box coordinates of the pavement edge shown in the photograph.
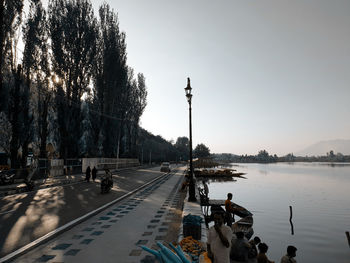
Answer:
[0,171,172,263]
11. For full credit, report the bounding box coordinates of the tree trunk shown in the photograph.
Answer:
[21,140,28,168]
[0,0,4,110]
[132,121,139,157]
[10,66,22,169]
[119,123,125,157]
[39,97,48,158]
[20,72,31,168]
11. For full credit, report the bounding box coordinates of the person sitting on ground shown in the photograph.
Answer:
[225,193,244,227]
[102,169,113,186]
[280,245,297,263]
[248,236,261,259]
[230,231,251,262]
[207,211,233,263]
[257,243,275,263]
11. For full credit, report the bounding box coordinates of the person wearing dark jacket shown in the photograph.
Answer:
[85,166,91,182]
[92,166,97,182]
[257,243,274,263]
[248,236,261,259]
[280,246,297,263]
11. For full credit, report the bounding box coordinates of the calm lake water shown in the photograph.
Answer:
[206,162,350,263]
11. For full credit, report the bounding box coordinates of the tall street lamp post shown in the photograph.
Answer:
[185,77,197,202]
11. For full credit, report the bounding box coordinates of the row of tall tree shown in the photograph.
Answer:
[137,131,211,163]
[0,0,147,168]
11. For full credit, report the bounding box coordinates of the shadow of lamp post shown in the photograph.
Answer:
[185,77,197,202]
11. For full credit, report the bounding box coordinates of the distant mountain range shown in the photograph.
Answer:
[295,139,350,156]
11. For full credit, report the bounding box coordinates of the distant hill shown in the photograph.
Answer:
[295,139,350,156]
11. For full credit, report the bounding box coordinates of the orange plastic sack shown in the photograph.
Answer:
[199,251,212,263]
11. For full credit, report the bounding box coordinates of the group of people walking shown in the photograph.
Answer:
[207,193,297,263]
[85,166,97,182]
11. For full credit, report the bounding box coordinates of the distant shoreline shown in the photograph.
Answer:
[212,152,350,164]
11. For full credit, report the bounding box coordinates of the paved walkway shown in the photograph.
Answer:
[0,166,154,197]
[8,168,186,263]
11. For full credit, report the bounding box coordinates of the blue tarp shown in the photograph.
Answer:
[183,214,202,226]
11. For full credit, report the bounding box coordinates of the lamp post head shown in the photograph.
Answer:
[185,77,192,103]
[185,77,192,95]
[186,93,192,103]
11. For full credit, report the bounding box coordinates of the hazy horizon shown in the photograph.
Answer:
[87,1,350,155]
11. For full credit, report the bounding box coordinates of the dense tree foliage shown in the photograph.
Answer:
[22,0,50,161]
[92,3,126,157]
[138,130,193,163]
[0,0,210,168]
[138,129,177,163]
[0,0,24,111]
[0,0,25,168]
[174,137,189,161]
[194,143,210,158]
[0,0,150,168]
[48,0,98,159]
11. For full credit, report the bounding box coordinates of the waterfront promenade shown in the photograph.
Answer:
[0,167,187,263]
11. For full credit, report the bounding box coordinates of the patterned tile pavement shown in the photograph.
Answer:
[11,168,186,263]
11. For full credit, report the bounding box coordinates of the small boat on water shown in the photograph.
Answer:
[208,205,254,239]
[198,187,253,232]
[194,168,246,178]
[208,200,252,218]
[231,201,253,218]
[232,215,254,240]
[203,201,253,229]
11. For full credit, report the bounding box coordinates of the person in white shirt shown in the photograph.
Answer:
[207,212,233,263]
[280,245,297,263]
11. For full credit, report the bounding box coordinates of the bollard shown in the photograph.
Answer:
[289,205,294,235]
[346,231,350,247]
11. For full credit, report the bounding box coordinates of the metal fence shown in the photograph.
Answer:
[64,159,82,175]
[38,159,49,178]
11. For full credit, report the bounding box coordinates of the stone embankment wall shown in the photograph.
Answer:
[82,158,140,173]
[44,158,139,177]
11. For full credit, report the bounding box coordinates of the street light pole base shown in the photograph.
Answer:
[188,195,197,202]
[188,179,197,202]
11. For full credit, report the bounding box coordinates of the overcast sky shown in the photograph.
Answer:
[89,0,350,155]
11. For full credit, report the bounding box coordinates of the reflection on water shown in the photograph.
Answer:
[207,162,350,263]
[259,169,268,175]
[318,162,350,167]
